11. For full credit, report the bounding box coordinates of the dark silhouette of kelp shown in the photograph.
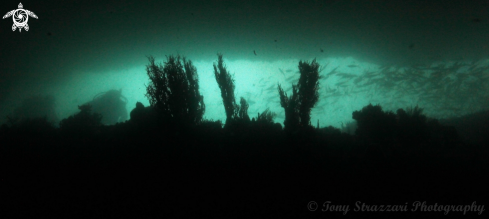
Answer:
[236,97,251,123]
[256,108,276,124]
[278,59,320,134]
[213,54,261,132]
[297,59,320,127]
[213,54,238,127]
[145,55,205,128]
[278,83,300,133]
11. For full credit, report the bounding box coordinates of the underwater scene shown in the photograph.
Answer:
[1,0,489,218]
[2,56,488,129]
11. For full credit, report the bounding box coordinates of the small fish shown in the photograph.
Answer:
[285,75,297,81]
[325,66,339,77]
[279,68,284,75]
[337,73,357,79]
[335,80,349,86]
[318,63,328,73]
[351,89,369,94]
[265,84,276,91]
[325,86,337,93]
[320,48,324,52]
[313,107,325,112]
[330,99,340,104]
[323,93,342,99]
[279,70,285,77]
[266,96,276,101]
[347,64,359,68]
[353,77,364,84]
[254,50,257,56]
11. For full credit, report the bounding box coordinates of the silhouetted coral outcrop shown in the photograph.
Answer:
[2,116,56,138]
[85,89,128,125]
[353,103,460,152]
[426,118,459,149]
[129,102,159,129]
[340,121,357,135]
[438,109,489,147]
[59,103,103,138]
[9,94,58,126]
[396,105,429,144]
[352,104,397,144]
[194,119,223,139]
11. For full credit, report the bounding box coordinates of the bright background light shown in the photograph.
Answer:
[1,56,488,129]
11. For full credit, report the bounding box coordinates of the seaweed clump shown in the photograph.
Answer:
[144,55,205,129]
[213,54,238,127]
[251,108,281,134]
[278,83,300,133]
[236,97,251,123]
[213,54,251,130]
[256,108,276,124]
[212,54,282,138]
[278,59,320,134]
[297,59,320,127]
